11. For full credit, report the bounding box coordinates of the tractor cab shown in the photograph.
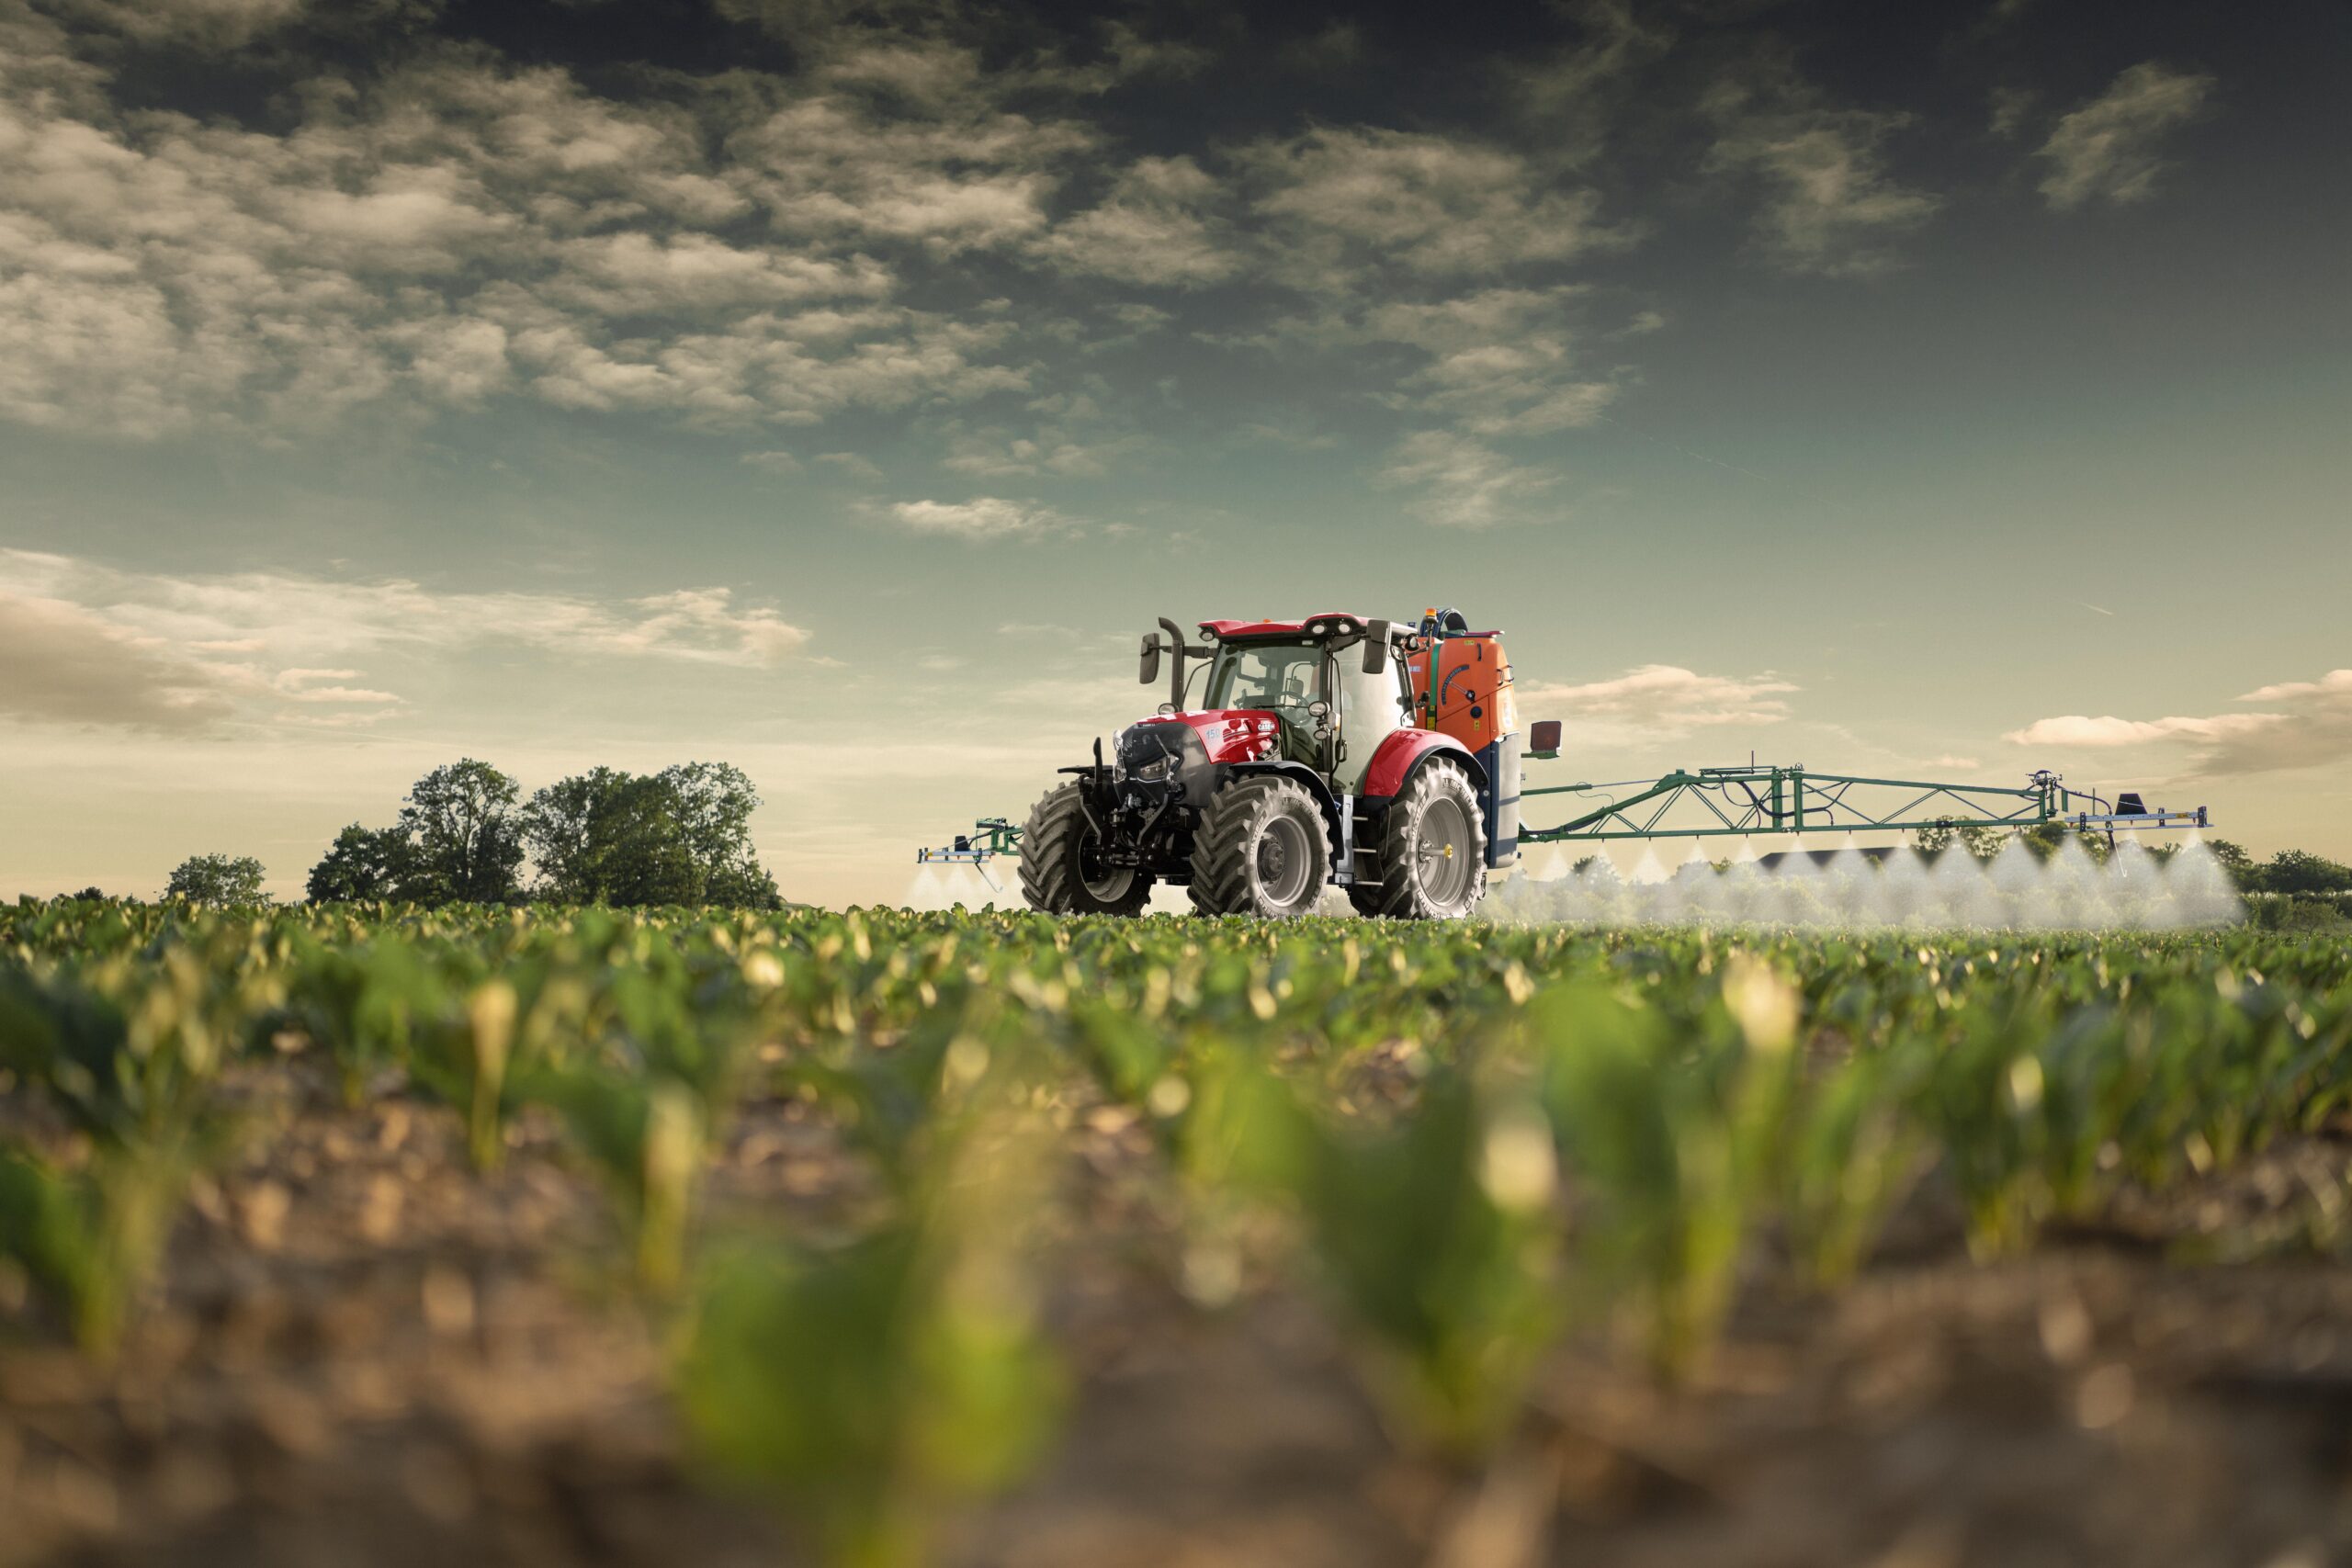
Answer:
[1181,616,1417,780]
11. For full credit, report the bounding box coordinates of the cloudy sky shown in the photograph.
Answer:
[1,0,2346,905]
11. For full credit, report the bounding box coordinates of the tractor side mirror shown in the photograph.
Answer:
[1529,719,1562,756]
[1139,634,1161,686]
[1362,620,1390,674]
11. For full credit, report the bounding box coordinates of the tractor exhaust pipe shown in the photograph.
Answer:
[1143,620,1204,709]
[1157,620,1194,709]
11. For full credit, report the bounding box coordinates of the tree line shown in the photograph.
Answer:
[154,759,783,909]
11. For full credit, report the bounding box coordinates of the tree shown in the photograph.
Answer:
[659,761,760,869]
[706,856,784,910]
[658,761,781,908]
[2258,849,2352,897]
[2021,822,2109,864]
[523,767,695,906]
[306,824,420,904]
[399,760,525,905]
[164,854,268,908]
[2202,840,2259,891]
[1919,823,2008,862]
[522,761,782,908]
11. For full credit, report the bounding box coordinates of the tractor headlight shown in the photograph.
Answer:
[1133,753,1173,782]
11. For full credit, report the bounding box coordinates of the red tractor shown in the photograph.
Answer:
[1018,609,1552,919]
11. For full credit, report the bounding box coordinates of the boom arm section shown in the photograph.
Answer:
[916,818,1022,863]
[1521,764,2211,844]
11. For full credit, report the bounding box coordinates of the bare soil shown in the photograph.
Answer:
[7,1062,2352,1568]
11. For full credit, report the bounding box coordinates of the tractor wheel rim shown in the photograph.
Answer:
[1416,796,1474,908]
[1079,829,1133,902]
[1254,814,1315,909]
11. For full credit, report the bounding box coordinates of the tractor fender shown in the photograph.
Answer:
[1360,730,1487,803]
[1219,761,1345,847]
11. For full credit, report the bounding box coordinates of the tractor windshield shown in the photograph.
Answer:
[1204,639,1323,728]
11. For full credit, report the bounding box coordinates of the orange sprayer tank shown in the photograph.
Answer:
[1406,633,1517,750]
[1404,627,1521,868]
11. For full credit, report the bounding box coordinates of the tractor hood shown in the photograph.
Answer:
[1125,710,1284,767]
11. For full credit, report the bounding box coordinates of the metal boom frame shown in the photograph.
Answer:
[916,818,1021,864]
[1520,762,2207,844]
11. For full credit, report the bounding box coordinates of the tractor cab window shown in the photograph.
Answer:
[1205,640,1323,728]
[1329,638,1415,791]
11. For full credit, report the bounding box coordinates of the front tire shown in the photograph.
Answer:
[1362,759,1487,919]
[1189,776,1331,918]
[1019,783,1150,916]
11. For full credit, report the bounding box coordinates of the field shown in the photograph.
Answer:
[5,900,2352,1568]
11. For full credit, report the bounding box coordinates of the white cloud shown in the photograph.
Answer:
[886,498,1076,540]
[2005,670,2352,777]
[48,0,310,49]
[1988,85,2038,141]
[0,590,236,731]
[272,669,402,705]
[544,232,892,315]
[0,548,818,736]
[1030,155,1240,287]
[1252,287,1619,440]
[2004,715,2240,748]
[725,37,1097,254]
[1240,128,1618,286]
[1702,54,1939,277]
[1503,0,1674,155]
[1382,431,1559,528]
[816,451,885,480]
[934,390,1141,478]
[484,296,1026,426]
[1399,339,1616,436]
[940,428,1135,478]
[0,34,1066,440]
[2036,62,2215,210]
[1517,664,1798,747]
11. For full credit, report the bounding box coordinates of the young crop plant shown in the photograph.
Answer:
[408,975,534,1172]
[1278,1063,1564,1459]
[776,976,1019,1192]
[1527,967,1798,1378]
[1776,1043,1929,1287]
[674,1048,1065,1568]
[0,1145,192,1358]
[526,957,767,1292]
[273,937,431,1107]
[0,959,234,1355]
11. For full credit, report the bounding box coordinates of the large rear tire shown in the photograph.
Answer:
[1019,783,1150,916]
[1188,777,1331,918]
[1360,759,1487,920]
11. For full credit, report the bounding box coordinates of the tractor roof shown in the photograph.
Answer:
[1198,613,1392,640]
